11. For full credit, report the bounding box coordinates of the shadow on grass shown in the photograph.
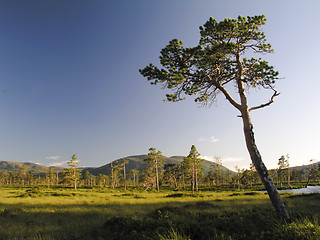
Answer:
[0,197,272,239]
[0,190,319,239]
[94,204,320,240]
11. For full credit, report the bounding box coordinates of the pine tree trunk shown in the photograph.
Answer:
[305,174,311,188]
[156,160,159,191]
[237,170,240,191]
[174,177,177,189]
[192,165,195,194]
[123,162,126,191]
[133,174,136,187]
[235,53,290,221]
[241,106,290,221]
[195,168,198,192]
[111,162,114,189]
[182,174,185,190]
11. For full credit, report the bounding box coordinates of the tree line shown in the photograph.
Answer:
[0,150,319,191]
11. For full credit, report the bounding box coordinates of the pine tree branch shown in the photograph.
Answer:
[204,73,242,110]
[249,85,280,112]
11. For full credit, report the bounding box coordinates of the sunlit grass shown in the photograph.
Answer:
[0,186,319,239]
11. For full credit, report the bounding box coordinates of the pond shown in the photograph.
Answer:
[278,186,320,194]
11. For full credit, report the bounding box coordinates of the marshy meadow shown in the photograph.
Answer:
[0,186,319,239]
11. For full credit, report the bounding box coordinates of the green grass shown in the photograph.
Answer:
[0,186,319,239]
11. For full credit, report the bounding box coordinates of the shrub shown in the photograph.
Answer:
[0,207,23,217]
[96,206,281,240]
[274,217,320,240]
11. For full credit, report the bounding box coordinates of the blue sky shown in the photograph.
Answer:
[0,0,319,170]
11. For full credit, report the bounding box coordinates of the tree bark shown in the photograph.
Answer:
[241,109,290,221]
[234,53,290,221]
[156,158,159,191]
[123,161,126,191]
[195,161,198,192]
[111,162,114,189]
[133,173,136,187]
[191,164,195,194]
[182,174,185,190]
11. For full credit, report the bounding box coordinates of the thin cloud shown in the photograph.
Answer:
[201,156,223,162]
[202,155,247,170]
[50,161,67,167]
[209,136,219,143]
[222,157,249,170]
[222,157,245,163]
[201,156,246,165]
[198,137,207,142]
[198,136,219,143]
[26,161,40,165]
[201,156,215,162]
[46,156,61,160]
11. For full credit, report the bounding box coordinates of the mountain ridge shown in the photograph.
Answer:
[0,161,64,175]
[0,155,317,177]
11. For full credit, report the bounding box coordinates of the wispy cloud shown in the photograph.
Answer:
[209,136,219,143]
[201,156,223,162]
[201,156,245,165]
[198,137,207,142]
[26,161,40,165]
[201,156,215,162]
[201,155,249,170]
[222,157,245,164]
[50,161,67,167]
[198,136,219,143]
[46,156,61,160]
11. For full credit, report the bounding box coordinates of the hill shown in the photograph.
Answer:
[2,157,316,177]
[0,161,63,175]
[289,162,319,172]
[0,156,231,176]
[82,155,234,176]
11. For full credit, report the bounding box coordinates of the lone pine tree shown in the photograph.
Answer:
[183,145,203,193]
[65,154,81,190]
[140,15,290,220]
[144,147,165,191]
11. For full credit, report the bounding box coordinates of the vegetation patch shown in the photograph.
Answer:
[194,201,216,209]
[134,195,146,199]
[287,193,320,200]
[165,193,204,198]
[0,187,319,239]
[274,216,320,239]
[165,193,184,198]
[16,188,42,198]
[229,193,241,196]
[50,192,77,197]
[14,189,86,198]
[94,206,320,240]
[244,191,263,196]
[114,193,136,197]
[0,207,23,217]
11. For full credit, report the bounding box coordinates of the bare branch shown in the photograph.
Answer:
[205,74,241,110]
[249,84,280,112]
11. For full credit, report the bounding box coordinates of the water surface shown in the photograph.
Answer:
[279,186,320,194]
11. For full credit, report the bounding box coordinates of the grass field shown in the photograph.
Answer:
[0,186,319,239]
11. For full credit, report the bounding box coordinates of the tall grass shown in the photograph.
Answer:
[0,186,319,239]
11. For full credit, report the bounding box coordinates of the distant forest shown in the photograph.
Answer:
[0,151,319,191]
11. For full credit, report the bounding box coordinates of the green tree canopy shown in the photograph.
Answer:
[144,147,166,191]
[140,15,279,107]
[182,145,203,193]
[140,15,289,220]
[63,154,81,190]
